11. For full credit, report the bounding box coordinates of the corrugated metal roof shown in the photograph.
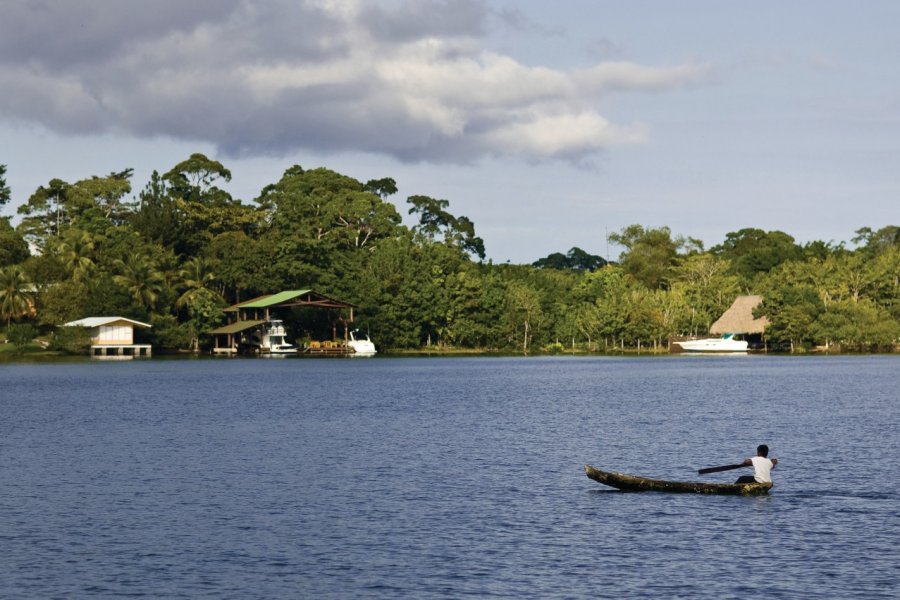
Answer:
[64,316,152,328]
[208,320,265,335]
[231,290,312,309]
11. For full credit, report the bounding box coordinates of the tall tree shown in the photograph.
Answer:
[259,166,402,277]
[0,265,33,328]
[364,177,398,199]
[0,164,10,208]
[407,195,485,260]
[0,218,29,267]
[711,228,803,283]
[533,247,606,271]
[113,254,165,313]
[504,281,543,352]
[130,170,184,249]
[608,225,699,290]
[17,178,71,248]
[53,228,97,283]
[852,225,900,256]
[163,153,232,203]
[162,153,258,255]
[670,254,741,335]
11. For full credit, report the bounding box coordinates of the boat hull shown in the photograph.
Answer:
[584,465,771,496]
[348,331,377,356]
[675,338,748,352]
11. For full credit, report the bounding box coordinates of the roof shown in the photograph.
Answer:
[64,316,152,329]
[709,295,769,335]
[231,290,313,309]
[225,289,353,312]
[208,320,265,335]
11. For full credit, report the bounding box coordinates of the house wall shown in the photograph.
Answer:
[95,324,134,345]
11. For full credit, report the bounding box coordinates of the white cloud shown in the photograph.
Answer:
[0,0,713,164]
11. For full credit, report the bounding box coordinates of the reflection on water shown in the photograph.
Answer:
[1,355,898,598]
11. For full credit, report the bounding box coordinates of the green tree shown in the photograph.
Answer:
[53,228,97,283]
[755,280,823,352]
[17,173,134,249]
[608,225,700,289]
[852,225,900,256]
[17,178,71,248]
[815,297,899,350]
[533,247,606,271]
[163,153,232,202]
[71,170,134,227]
[504,281,543,352]
[407,195,486,260]
[0,164,10,208]
[711,228,803,283]
[47,325,92,354]
[670,254,741,335]
[113,254,165,313]
[364,177,398,199]
[130,171,185,249]
[0,217,29,267]
[175,256,225,349]
[0,265,33,328]
[261,166,402,250]
[7,322,36,352]
[163,153,258,255]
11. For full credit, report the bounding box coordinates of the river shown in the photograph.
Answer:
[2,355,898,598]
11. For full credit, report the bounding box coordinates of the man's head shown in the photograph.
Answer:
[757,444,769,457]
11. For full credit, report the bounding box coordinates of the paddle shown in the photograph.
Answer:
[698,463,745,475]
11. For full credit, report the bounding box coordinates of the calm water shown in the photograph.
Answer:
[1,355,898,598]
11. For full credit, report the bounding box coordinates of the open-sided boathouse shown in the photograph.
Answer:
[208,289,356,355]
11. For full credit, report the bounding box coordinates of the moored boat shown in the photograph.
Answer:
[674,333,748,353]
[248,319,296,354]
[584,464,772,496]
[348,329,376,356]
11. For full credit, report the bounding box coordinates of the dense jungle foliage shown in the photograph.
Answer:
[1,157,898,353]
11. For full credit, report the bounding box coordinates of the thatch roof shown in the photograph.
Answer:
[710,295,768,334]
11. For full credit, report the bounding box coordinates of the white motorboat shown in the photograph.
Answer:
[249,320,296,354]
[348,329,376,356]
[674,333,748,353]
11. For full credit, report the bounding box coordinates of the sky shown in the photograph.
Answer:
[2,0,898,263]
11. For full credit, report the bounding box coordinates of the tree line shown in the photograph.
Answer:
[1,157,898,353]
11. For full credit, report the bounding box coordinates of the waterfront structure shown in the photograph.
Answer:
[64,316,152,357]
[709,295,769,337]
[671,295,769,352]
[208,289,356,355]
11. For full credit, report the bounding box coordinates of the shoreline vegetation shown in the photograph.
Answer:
[3,338,897,362]
[1,157,899,356]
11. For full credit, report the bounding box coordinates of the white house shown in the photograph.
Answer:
[64,316,152,357]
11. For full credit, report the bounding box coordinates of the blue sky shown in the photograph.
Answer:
[2,0,898,263]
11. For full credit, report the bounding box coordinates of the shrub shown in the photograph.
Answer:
[48,326,93,355]
[7,323,37,352]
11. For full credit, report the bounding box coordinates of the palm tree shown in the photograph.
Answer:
[0,265,33,329]
[55,228,96,282]
[113,254,164,312]
[175,257,217,309]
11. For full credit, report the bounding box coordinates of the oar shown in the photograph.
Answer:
[698,463,745,475]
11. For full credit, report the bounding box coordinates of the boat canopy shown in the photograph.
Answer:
[225,290,353,312]
[208,320,265,335]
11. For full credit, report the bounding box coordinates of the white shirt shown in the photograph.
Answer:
[751,456,774,483]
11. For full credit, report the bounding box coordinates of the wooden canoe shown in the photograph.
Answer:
[584,464,772,496]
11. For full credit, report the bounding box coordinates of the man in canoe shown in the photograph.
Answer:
[735,444,778,484]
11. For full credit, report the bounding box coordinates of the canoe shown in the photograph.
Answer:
[584,464,772,496]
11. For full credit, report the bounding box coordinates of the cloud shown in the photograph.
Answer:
[0,0,713,164]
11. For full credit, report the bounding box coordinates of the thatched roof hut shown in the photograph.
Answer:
[710,295,769,335]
